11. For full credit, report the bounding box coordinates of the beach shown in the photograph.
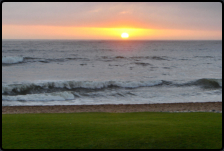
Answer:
[2,102,222,114]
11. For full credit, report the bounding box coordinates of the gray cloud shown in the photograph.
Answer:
[2,2,222,31]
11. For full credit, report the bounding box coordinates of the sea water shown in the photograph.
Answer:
[2,40,222,106]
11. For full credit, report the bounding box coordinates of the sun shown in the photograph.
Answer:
[121,33,129,39]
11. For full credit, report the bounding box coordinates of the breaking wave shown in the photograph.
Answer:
[2,78,221,96]
[2,91,75,102]
[2,80,163,95]
[2,56,24,64]
[2,56,90,65]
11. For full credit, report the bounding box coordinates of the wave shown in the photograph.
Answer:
[2,80,163,95]
[130,56,170,61]
[2,56,90,65]
[134,62,152,66]
[193,78,222,88]
[24,57,89,63]
[2,55,170,65]
[2,56,24,64]
[169,78,222,89]
[2,78,222,96]
[2,91,74,102]
[100,56,170,61]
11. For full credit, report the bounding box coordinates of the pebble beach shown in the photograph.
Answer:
[2,102,222,114]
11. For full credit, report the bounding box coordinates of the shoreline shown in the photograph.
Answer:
[2,102,222,114]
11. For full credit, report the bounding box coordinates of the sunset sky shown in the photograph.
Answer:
[2,2,222,40]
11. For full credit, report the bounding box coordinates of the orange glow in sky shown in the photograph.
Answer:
[2,25,221,40]
[2,2,222,40]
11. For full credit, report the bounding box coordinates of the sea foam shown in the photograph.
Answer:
[2,56,24,64]
[2,91,75,102]
[2,79,222,96]
[2,80,163,95]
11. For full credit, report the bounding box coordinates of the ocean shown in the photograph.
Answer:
[2,40,222,106]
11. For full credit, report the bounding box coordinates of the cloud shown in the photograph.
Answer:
[119,11,132,14]
[2,2,222,31]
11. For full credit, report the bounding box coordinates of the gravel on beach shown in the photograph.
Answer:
[2,102,222,114]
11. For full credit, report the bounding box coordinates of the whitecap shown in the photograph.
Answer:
[2,56,24,64]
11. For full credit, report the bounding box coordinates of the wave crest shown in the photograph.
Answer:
[2,91,74,102]
[2,56,24,64]
[2,78,221,96]
[2,80,163,95]
[194,79,222,88]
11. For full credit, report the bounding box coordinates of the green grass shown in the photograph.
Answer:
[2,112,222,149]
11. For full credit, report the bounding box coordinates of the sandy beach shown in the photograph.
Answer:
[2,102,222,114]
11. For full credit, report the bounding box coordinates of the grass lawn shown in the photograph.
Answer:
[2,112,222,149]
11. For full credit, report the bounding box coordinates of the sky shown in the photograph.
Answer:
[2,2,222,40]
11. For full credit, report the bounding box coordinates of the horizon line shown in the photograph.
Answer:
[2,39,222,41]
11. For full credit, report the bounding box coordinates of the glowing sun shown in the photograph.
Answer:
[121,33,129,39]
